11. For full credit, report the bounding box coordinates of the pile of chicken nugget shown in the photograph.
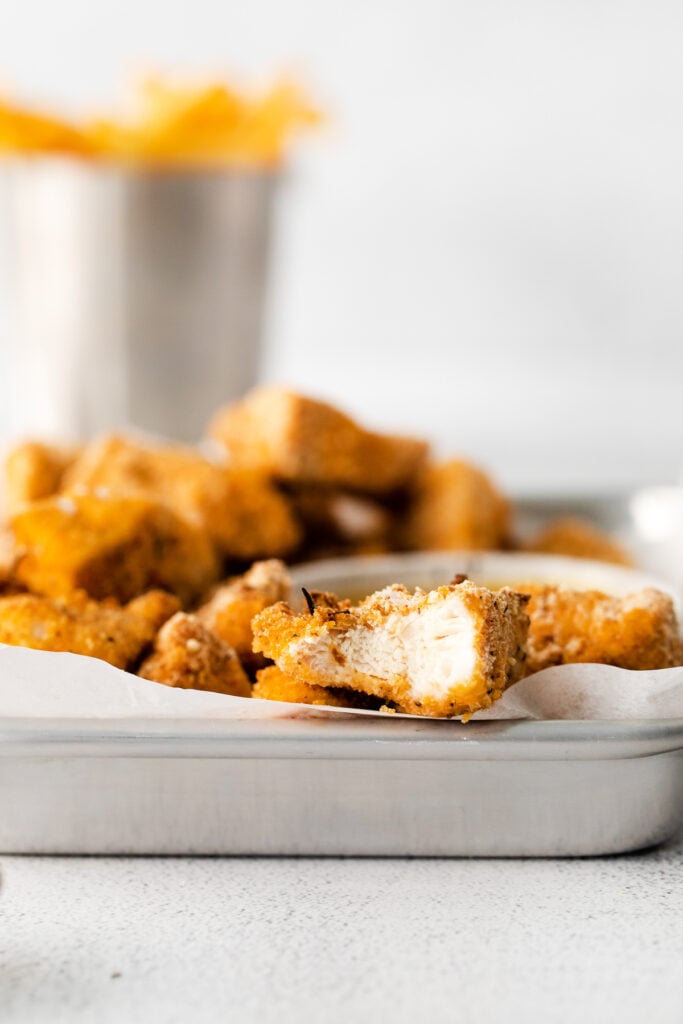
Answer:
[0,387,679,714]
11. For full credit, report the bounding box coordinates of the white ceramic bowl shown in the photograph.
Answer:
[290,549,679,610]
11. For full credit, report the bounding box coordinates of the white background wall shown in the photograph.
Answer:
[0,0,682,492]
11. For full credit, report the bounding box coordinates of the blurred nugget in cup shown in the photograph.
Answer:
[0,78,320,442]
[0,78,319,167]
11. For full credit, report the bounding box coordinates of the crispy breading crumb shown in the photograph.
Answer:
[139,612,251,697]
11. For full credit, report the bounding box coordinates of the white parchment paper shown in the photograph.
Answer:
[1,643,682,722]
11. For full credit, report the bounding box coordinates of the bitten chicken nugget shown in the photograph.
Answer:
[253,664,378,708]
[138,612,251,697]
[402,459,510,552]
[197,559,291,674]
[209,387,429,495]
[4,441,79,516]
[11,493,219,605]
[522,517,633,567]
[0,589,179,669]
[253,580,530,717]
[62,434,300,560]
[523,584,682,675]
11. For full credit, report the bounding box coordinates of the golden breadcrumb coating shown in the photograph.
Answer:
[62,434,301,561]
[253,580,530,717]
[138,612,251,697]
[197,559,291,674]
[522,517,633,567]
[11,493,219,605]
[209,387,429,495]
[252,664,375,708]
[403,459,510,552]
[523,584,682,675]
[0,588,179,669]
[4,441,80,516]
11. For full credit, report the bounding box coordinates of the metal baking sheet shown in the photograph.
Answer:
[0,716,681,857]
[0,492,680,858]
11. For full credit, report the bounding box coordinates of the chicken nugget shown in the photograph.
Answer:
[209,387,429,495]
[253,580,530,717]
[11,493,219,605]
[252,664,379,708]
[4,441,79,516]
[126,589,183,633]
[197,559,291,674]
[138,612,251,697]
[63,434,300,560]
[0,527,18,593]
[402,459,510,552]
[522,517,633,567]
[204,467,301,561]
[523,584,682,675]
[0,589,179,669]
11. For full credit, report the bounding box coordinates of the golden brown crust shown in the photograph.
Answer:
[523,584,682,674]
[0,589,179,669]
[196,559,291,674]
[209,387,429,495]
[252,665,377,708]
[4,441,80,516]
[11,493,219,605]
[253,581,529,717]
[62,434,301,561]
[522,517,633,567]
[138,612,251,697]
[402,459,510,552]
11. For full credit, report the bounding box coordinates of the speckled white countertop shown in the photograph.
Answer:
[1,837,682,1024]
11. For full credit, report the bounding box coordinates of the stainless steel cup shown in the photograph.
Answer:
[0,159,275,441]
